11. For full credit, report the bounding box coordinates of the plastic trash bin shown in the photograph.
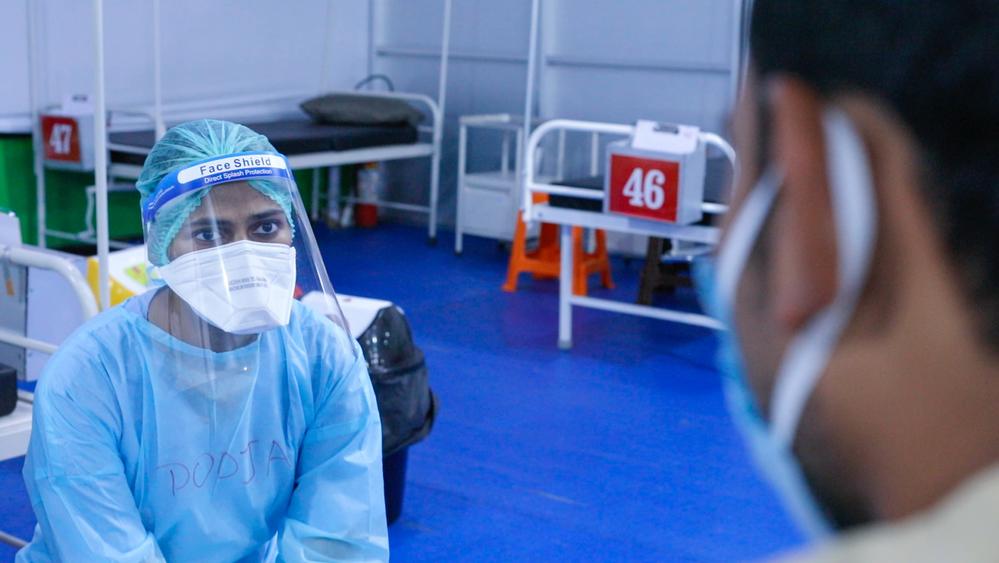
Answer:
[381,447,409,524]
[356,305,437,524]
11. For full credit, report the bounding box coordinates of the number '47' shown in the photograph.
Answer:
[622,168,666,210]
[49,124,74,155]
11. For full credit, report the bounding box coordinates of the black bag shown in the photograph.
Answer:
[356,306,437,456]
[300,94,425,128]
[0,363,17,418]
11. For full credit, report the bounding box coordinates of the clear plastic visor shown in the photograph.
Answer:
[141,151,351,352]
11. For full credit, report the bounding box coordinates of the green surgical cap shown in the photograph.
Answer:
[136,119,295,266]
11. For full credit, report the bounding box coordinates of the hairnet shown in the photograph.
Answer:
[136,119,296,266]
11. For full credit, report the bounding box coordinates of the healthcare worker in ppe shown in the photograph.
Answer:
[18,120,389,562]
[699,1,999,561]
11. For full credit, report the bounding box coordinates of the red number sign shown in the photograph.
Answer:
[41,115,82,163]
[607,154,680,222]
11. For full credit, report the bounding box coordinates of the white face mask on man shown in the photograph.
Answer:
[157,240,297,335]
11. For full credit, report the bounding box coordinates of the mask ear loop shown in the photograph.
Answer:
[769,108,879,448]
[714,167,782,323]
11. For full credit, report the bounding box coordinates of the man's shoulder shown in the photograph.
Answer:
[775,465,999,563]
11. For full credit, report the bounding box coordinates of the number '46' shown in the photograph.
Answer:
[621,168,665,210]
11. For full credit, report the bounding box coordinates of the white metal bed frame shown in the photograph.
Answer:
[0,242,98,548]
[455,0,745,252]
[102,88,446,227]
[508,0,745,349]
[523,119,735,349]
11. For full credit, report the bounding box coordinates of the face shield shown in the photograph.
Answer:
[142,151,350,344]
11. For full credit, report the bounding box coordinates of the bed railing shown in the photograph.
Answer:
[0,244,99,355]
[522,118,736,223]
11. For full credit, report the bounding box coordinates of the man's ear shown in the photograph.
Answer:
[767,77,839,331]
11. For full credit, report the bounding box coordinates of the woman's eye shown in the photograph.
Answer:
[253,221,280,236]
[194,230,221,242]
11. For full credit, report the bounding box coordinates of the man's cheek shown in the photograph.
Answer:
[733,259,783,417]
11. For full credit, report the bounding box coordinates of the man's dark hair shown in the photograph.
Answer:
[751,1,999,348]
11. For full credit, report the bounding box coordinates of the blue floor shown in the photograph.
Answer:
[0,223,801,561]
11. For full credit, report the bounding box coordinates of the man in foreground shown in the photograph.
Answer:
[705,1,998,560]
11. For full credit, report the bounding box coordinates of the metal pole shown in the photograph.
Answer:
[523,0,541,132]
[319,0,334,94]
[152,0,165,139]
[311,170,321,221]
[501,130,510,175]
[556,128,566,180]
[739,0,754,98]
[366,0,375,79]
[454,122,467,254]
[93,0,110,310]
[26,0,47,248]
[728,0,745,109]
[520,0,541,217]
[0,529,27,549]
[428,0,452,242]
[558,224,572,350]
[520,131,532,219]
[436,0,452,132]
[589,132,599,176]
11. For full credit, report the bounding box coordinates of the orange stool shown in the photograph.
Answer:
[571,227,614,295]
[503,195,614,296]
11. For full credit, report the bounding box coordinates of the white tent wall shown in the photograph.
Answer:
[1,0,370,133]
[537,0,740,255]
[362,0,741,235]
[361,0,533,229]
[540,0,736,126]
[1,1,35,132]
[2,0,741,237]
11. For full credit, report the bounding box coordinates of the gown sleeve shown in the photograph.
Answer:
[277,325,389,563]
[17,337,165,563]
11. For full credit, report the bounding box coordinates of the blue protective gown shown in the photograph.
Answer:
[17,289,389,562]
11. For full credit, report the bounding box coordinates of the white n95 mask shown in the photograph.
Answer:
[157,240,297,335]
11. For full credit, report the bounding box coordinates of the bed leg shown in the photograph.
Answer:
[429,146,441,244]
[310,168,321,221]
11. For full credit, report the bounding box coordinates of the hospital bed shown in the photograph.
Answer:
[522,119,735,349]
[37,88,446,252]
[0,219,99,466]
[0,213,97,468]
[0,213,94,548]
[104,90,445,241]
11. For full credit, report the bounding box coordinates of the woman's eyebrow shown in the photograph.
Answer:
[188,217,231,229]
[249,210,285,222]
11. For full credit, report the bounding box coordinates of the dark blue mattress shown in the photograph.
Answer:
[109,119,419,165]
